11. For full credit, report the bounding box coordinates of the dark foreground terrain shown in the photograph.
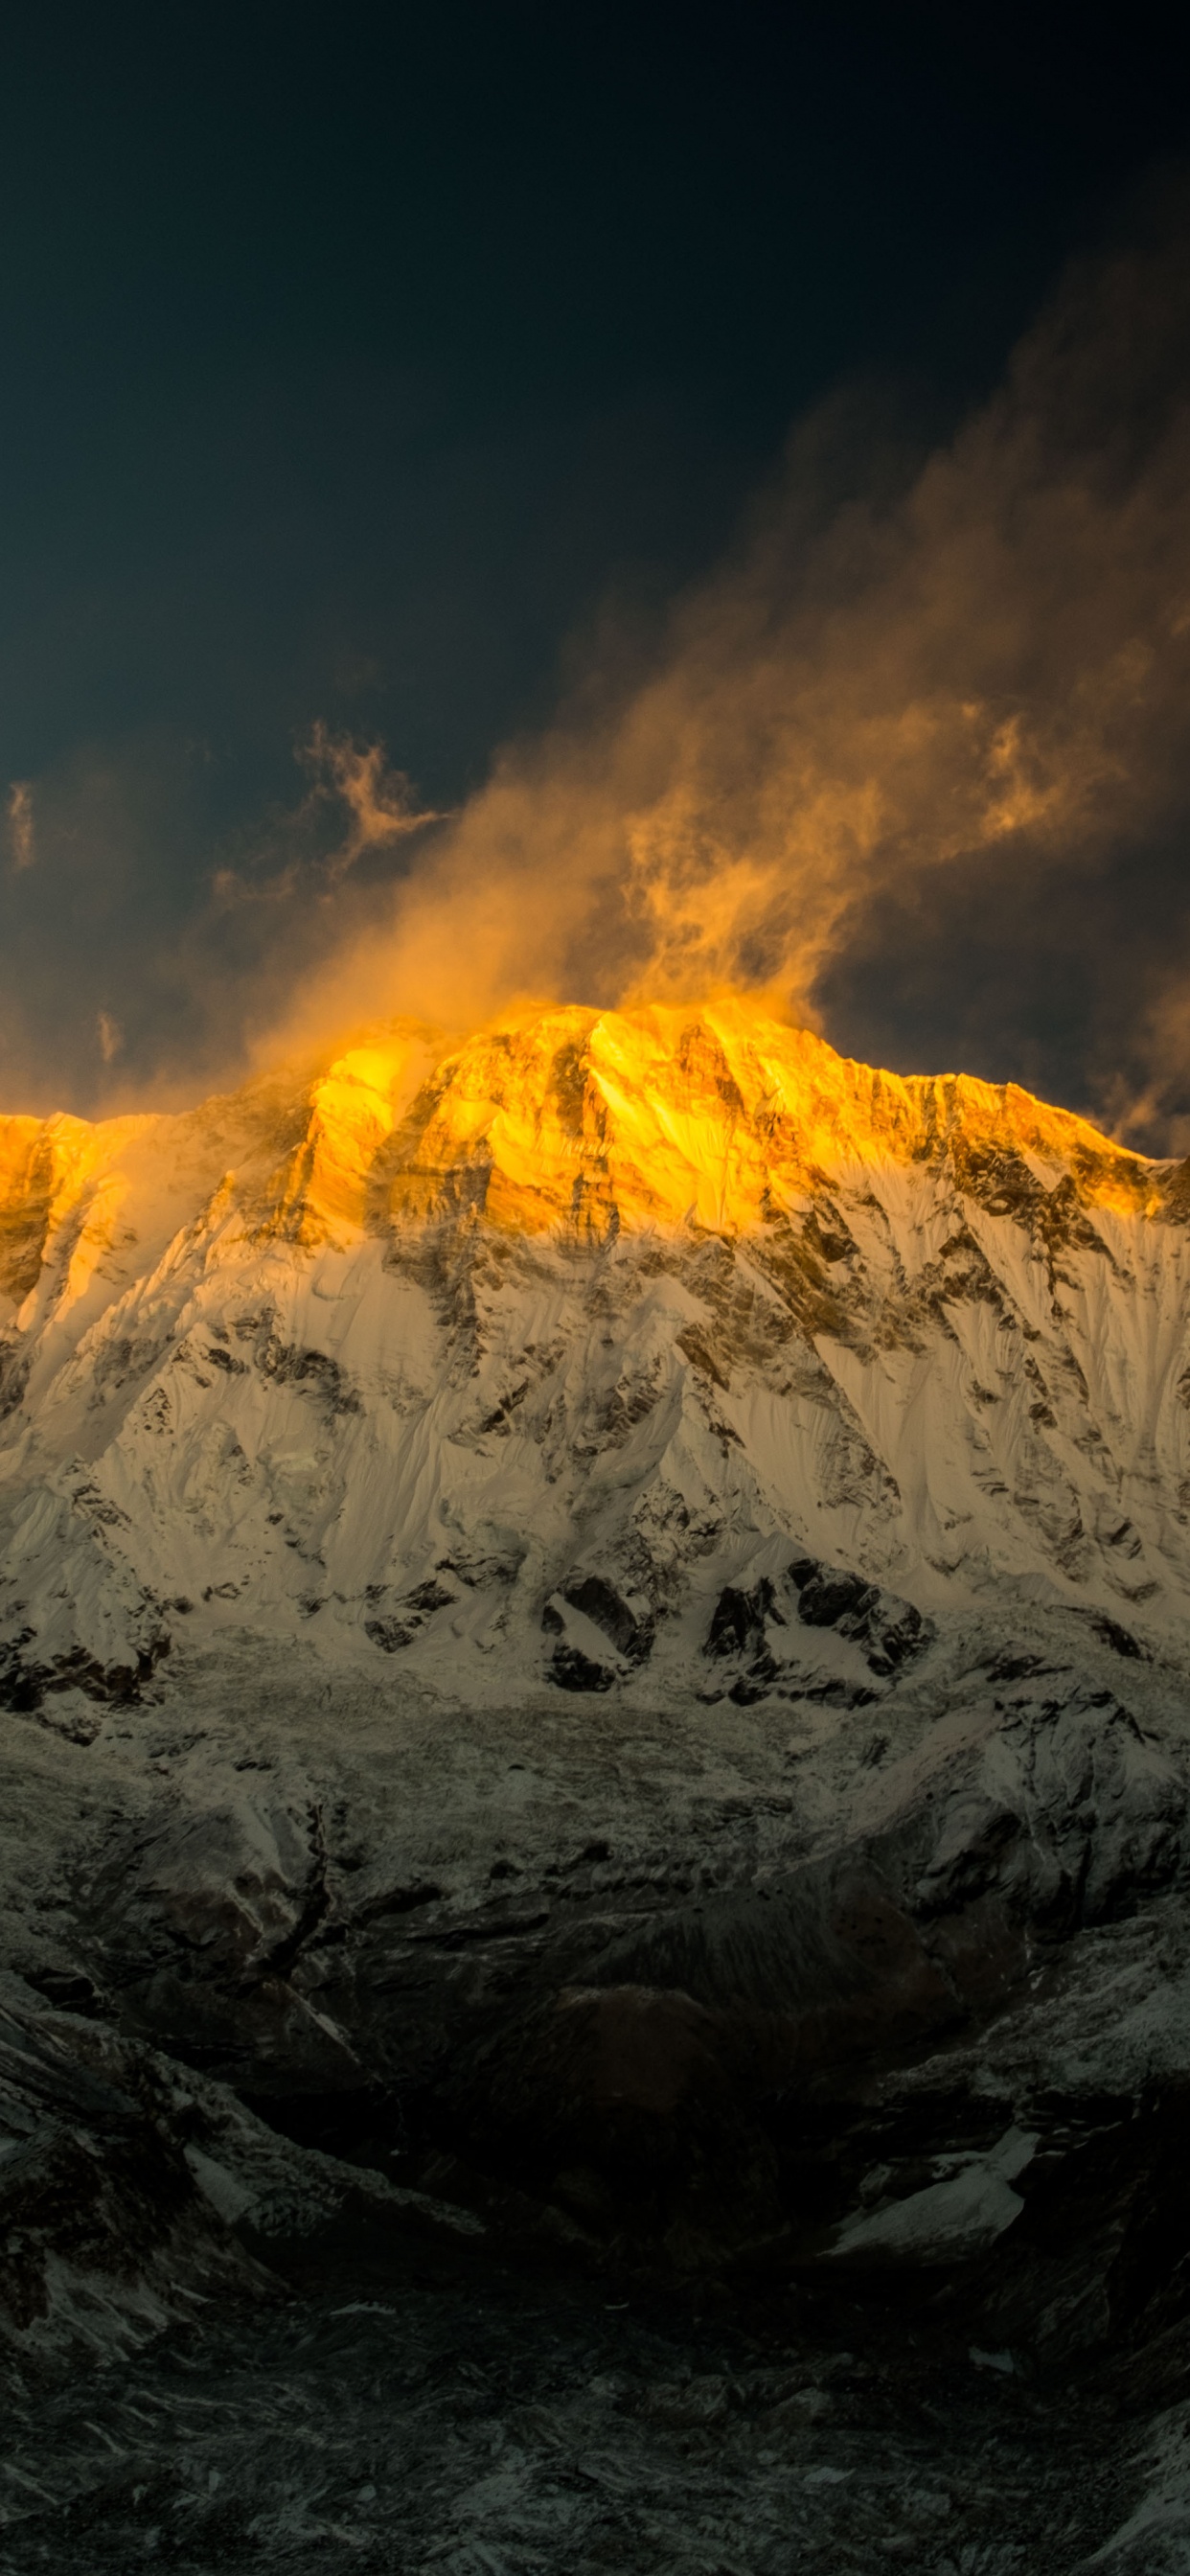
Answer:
[7,1621,1190,2568]
[1,2193,1172,2576]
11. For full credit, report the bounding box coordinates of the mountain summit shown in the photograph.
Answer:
[1,995,1187,1716]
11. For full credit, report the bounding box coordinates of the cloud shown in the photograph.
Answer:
[298,724,448,880]
[8,182,1190,1140]
[7,781,34,871]
[253,180,1190,1143]
[0,724,451,1116]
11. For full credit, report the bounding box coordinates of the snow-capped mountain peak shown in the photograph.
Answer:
[2,995,1187,1716]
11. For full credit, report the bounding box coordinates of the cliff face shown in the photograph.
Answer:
[1,996,1188,1713]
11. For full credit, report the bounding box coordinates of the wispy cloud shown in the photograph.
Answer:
[7,781,34,872]
[8,186,1190,1139]
[257,183,1190,1138]
[299,724,448,880]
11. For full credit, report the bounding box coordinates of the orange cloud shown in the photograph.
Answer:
[9,189,1190,1138]
[255,190,1190,1089]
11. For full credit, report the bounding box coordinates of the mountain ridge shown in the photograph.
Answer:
[2,994,1189,1720]
[0,996,1172,1279]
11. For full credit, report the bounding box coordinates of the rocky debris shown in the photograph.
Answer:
[0,2112,1180,2574]
[64,1791,371,2100]
[7,1621,1183,2324]
[363,1577,458,1653]
[788,1557,930,1675]
[256,1334,360,1415]
[0,1974,479,2370]
[702,1555,930,1703]
[0,1333,30,1421]
[705,1573,781,1659]
[2,1610,1190,2560]
[547,1631,623,1691]
[543,1576,655,1690]
[560,1574,655,1666]
[0,1631,171,1724]
[0,1978,269,2361]
[912,1679,1186,1931]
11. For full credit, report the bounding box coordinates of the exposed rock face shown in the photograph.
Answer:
[6,999,1190,2564]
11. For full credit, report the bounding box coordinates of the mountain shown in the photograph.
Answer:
[7,1000,1190,2569]
[2,993,1188,1720]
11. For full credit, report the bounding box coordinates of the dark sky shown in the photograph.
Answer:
[3,1,1190,1115]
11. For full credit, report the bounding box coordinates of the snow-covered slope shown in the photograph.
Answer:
[3,994,1189,1716]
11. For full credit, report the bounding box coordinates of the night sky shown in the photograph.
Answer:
[4,2,1190,1127]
